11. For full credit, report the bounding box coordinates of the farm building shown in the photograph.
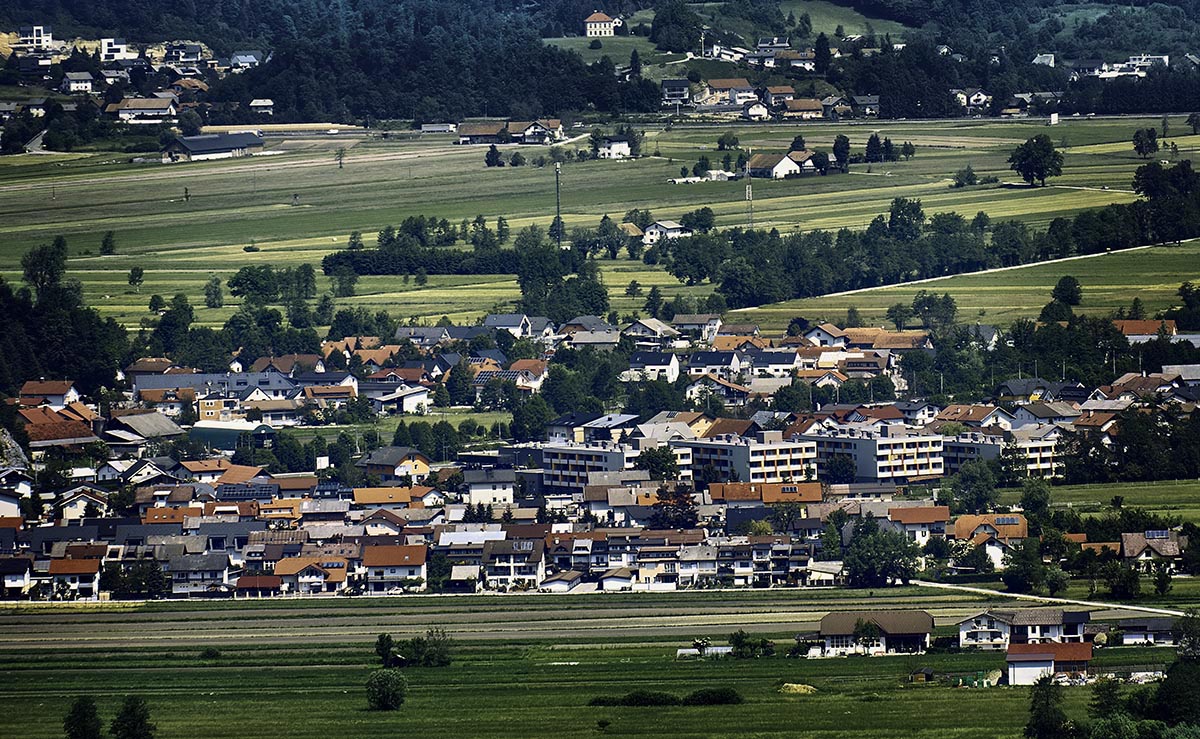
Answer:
[162,132,265,163]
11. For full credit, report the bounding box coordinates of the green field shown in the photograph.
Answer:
[0,116,1187,329]
[732,239,1200,331]
[778,0,914,36]
[998,479,1200,525]
[0,589,1179,738]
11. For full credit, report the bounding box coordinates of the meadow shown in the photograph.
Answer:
[0,587,1178,738]
[0,115,1190,330]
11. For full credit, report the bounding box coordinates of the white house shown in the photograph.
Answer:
[584,11,615,37]
[249,98,274,116]
[742,101,769,121]
[642,221,692,246]
[463,468,516,507]
[747,152,801,179]
[1007,642,1092,685]
[959,608,1090,650]
[626,351,681,383]
[363,545,428,593]
[101,38,137,62]
[597,137,632,159]
[60,72,94,94]
[48,558,101,600]
[819,611,933,656]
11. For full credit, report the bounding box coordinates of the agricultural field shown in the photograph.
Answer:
[0,115,1187,330]
[998,479,1200,525]
[733,239,1200,331]
[0,588,1178,738]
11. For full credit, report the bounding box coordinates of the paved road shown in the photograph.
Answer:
[912,579,1186,617]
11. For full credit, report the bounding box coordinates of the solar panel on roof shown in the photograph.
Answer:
[996,516,1019,526]
[1146,530,1170,539]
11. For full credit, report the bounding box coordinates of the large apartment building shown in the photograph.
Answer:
[800,425,943,483]
[672,430,817,484]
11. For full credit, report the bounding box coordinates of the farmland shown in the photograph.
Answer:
[0,116,1190,330]
[0,588,1178,738]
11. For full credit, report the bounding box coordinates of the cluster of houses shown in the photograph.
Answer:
[1,24,272,129]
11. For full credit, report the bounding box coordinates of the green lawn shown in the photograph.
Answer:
[778,0,914,36]
[998,479,1200,525]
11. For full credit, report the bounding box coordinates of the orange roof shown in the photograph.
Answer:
[0,517,23,530]
[273,476,318,493]
[20,380,75,397]
[509,359,548,375]
[48,558,101,575]
[1082,542,1119,554]
[362,544,427,567]
[181,458,232,473]
[18,407,62,425]
[203,500,258,517]
[704,418,754,438]
[585,11,614,22]
[712,336,770,351]
[352,487,434,506]
[1113,319,1176,336]
[954,514,1028,541]
[889,506,950,525]
[216,464,263,485]
[260,499,303,519]
[273,556,349,583]
[709,482,822,504]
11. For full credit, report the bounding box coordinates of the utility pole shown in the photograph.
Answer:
[554,162,563,250]
[745,148,754,228]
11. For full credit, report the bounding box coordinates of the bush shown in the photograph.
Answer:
[589,690,681,706]
[589,39,603,49]
[198,647,221,659]
[366,669,408,711]
[681,687,743,706]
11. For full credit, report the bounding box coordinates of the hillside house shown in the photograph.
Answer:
[642,220,692,246]
[597,137,631,159]
[584,11,616,37]
[781,98,824,120]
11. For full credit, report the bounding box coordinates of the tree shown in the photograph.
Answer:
[825,455,856,484]
[1089,676,1124,719]
[833,135,850,171]
[509,151,526,167]
[1003,538,1047,593]
[953,164,978,188]
[716,131,739,151]
[365,669,408,711]
[1133,128,1159,159]
[335,147,346,169]
[375,633,396,667]
[148,294,165,312]
[634,445,679,480]
[789,135,806,152]
[1025,676,1070,739]
[1051,275,1082,305]
[648,484,698,529]
[1009,135,1063,186]
[99,231,116,256]
[885,303,914,330]
[22,240,69,301]
[332,265,358,297]
[178,109,203,136]
[1188,112,1200,136]
[901,141,915,161]
[1154,560,1174,596]
[110,696,155,739]
[485,144,503,167]
[844,526,920,587]
[949,460,997,513]
[63,696,103,739]
[128,267,145,292]
[203,276,223,308]
[1105,561,1141,600]
[865,133,883,163]
[814,32,831,74]
[629,49,642,78]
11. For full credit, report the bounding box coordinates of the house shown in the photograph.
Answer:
[483,313,532,338]
[781,98,825,120]
[703,78,756,105]
[1013,401,1080,428]
[584,11,615,37]
[167,552,231,596]
[106,98,177,124]
[356,447,432,482]
[162,132,264,163]
[953,513,1028,569]
[20,380,81,410]
[540,569,584,593]
[482,539,545,590]
[58,487,109,522]
[229,50,265,71]
[819,610,933,656]
[274,556,348,595]
[687,375,752,407]
[165,42,204,64]
[1120,617,1178,646]
[764,85,795,108]
[850,95,880,116]
[597,137,632,159]
[1007,642,1092,685]
[958,608,1089,650]
[363,545,428,593]
[371,384,431,415]
[673,314,723,344]
[0,558,33,598]
[882,506,949,547]
[742,101,769,121]
[626,352,681,383]
[686,351,746,378]
[1121,530,1185,572]
[642,221,692,246]
[457,121,509,145]
[17,25,54,51]
[49,558,102,600]
[804,324,848,348]
[661,79,691,107]
[463,468,516,507]
[60,72,94,95]
[747,152,801,179]
[623,318,680,349]
[1114,319,1178,344]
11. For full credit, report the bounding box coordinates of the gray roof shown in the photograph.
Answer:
[170,133,263,155]
[111,412,184,439]
[464,468,517,484]
[167,553,230,572]
[820,610,932,636]
[357,446,427,468]
[134,372,295,394]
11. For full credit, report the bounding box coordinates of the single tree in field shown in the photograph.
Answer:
[485,144,503,167]
[789,135,806,152]
[1008,135,1063,186]
[1162,114,1170,138]
[1188,112,1200,135]
[127,267,145,293]
[900,141,915,160]
[110,696,155,739]
[335,147,346,169]
[63,696,102,739]
[1133,128,1159,159]
[99,231,116,255]
[1051,275,1082,305]
[865,133,883,163]
[885,303,914,330]
[366,669,408,711]
[833,135,850,171]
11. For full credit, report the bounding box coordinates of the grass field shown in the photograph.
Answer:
[732,239,1200,331]
[0,116,1188,330]
[998,479,1200,524]
[0,588,1179,738]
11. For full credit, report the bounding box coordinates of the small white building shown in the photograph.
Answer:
[1007,642,1092,685]
[463,468,516,507]
[584,11,615,37]
[101,38,137,62]
[597,137,632,159]
[642,220,692,246]
[60,72,94,94]
[249,98,274,116]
